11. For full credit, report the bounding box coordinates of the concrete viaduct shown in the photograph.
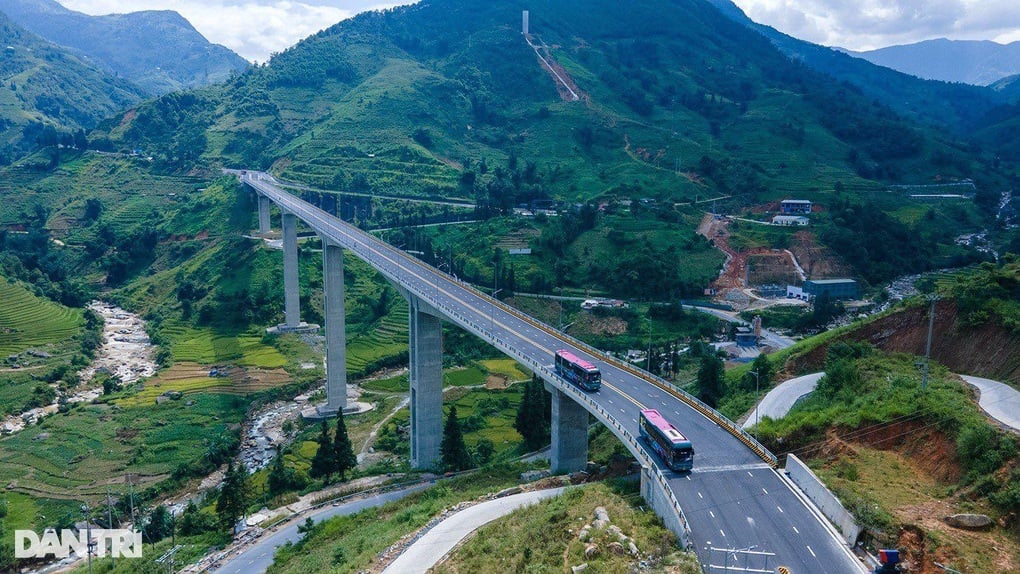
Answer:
[242,171,865,573]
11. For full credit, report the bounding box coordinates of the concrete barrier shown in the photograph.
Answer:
[785,454,861,544]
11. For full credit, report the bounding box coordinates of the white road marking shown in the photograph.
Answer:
[747,471,754,477]
[777,506,784,513]
[792,526,800,534]
[807,545,816,558]
[762,488,768,495]
[698,492,704,499]
[720,529,726,538]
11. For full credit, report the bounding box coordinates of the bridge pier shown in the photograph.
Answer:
[545,383,588,473]
[257,194,271,234]
[318,242,347,416]
[408,298,443,470]
[281,213,304,329]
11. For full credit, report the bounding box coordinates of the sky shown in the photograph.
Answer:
[730,0,1020,51]
[55,0,1020,62]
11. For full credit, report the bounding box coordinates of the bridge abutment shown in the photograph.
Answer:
[318,242,348,415]
[408,298,443,470]
[546,383,588,473]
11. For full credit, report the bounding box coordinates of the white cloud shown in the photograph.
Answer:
[57,1,407,62]
[730,0,1019,50]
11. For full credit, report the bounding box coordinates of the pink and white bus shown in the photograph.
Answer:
[554,349,601,391]
[639,409,694,472]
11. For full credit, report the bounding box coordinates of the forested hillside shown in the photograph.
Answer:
[93,0,1007,207]
[0,12,143,163]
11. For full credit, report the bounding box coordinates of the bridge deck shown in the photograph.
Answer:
[243,172,865,574]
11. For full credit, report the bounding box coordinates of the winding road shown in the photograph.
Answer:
[749,373,1020,433]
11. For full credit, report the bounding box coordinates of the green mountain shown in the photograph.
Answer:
[94,0,1006,205]
[0,0,249,96]
[0,11,143,163]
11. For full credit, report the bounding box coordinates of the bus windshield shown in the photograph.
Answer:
[639,409,694,472]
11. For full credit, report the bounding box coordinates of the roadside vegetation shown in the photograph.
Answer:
[436,482,700,574]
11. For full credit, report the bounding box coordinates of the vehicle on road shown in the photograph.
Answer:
[554,349,601,391]
[639,408,694,472]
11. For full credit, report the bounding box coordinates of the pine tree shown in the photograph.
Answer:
[267,453,292,495]
[216,461,249,532]
[440,405,472,471]
[332,411,358,480]
[515,377,550,451]
[697,353,725,408]
[309,420,335,482]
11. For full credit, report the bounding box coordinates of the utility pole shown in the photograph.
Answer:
[646,316,653,372]
[81,502,94,574]
[921,295,937,393]
[106,486,115,569]
[749,370,761,439]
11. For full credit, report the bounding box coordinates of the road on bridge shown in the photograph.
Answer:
[242,172,865,573]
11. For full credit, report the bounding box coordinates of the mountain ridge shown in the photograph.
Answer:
[847,38,1020,86]
[95,0,1006,204]
[0,0,249,95]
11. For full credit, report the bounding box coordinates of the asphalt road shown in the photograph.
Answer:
[743,373,825,430]
[948,376,1019,433]
[210,483,431,574]
[382,487,569,573]
[242,172,864,573]
[685,305,797,349]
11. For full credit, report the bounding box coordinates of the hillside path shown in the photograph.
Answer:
[381,487,568,574]
[746,373,1020,434]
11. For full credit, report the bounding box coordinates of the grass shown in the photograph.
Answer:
[0,394,246,512]
[436,482,700,574]
[0,278,83,357]
[477,358,530,382]
[161,322,286,367]
[266,464,537,574]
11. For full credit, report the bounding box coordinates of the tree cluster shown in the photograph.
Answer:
[514,377,551,451]
[309,413,358,483]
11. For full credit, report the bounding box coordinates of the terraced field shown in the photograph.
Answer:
[115,363,292,407]
[0,394,246,506]
[346,303,409,377]
[0,279,82,357]
[161,322,287,368]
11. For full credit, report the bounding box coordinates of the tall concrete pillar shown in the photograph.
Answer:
[322,242,347,414]
[281,213,301,328]
[546,383,588,473]
[257,195,271,233]
[408,298,443,470]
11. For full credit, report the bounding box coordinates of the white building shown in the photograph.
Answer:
[772,215,809,226]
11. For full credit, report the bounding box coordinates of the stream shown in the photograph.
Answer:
[1,301,157,433]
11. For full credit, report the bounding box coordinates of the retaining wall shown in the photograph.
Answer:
[785,454,861,544]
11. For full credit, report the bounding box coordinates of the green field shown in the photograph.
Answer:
[0,279,82,357]
[0,394,246,521]
[161,322,287,367]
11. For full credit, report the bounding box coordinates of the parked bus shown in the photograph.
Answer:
[639,409,694,472]
[554,349,601,391]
